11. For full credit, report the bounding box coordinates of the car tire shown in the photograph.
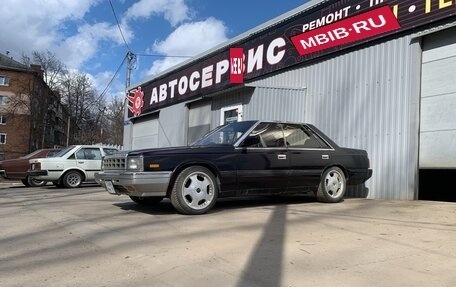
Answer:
[27,176,47,187]
[62,170,83,188]
[21,179,30,187]
[170,166,218,215]
[129,196,163,205]
[53,180,64,188]
[316,167,346,203]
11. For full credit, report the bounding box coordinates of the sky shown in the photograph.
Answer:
[0,0,310,100]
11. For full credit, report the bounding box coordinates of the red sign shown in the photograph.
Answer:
[291,6,401,56]
[128,0,456,117]
[230,48,244,84]
[127,87,145,117]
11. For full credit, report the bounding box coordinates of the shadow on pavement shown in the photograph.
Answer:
[113,195,317,215]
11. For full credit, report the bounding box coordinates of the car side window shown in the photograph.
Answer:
[283,124,324,149]
[240,123,285,148]
[76,148,102,160]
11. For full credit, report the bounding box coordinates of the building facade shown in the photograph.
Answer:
[122,0,456,200]
[0,53,68,160]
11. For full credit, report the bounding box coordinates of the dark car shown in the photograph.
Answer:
[95,121,372,215]
[0,148,61,187]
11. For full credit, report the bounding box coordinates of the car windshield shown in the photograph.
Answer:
[53,145,76,157]
[192,121,256,146]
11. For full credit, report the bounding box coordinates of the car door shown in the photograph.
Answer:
[284,124,334,191]
[235,122,290,194]
[75,147,103,180]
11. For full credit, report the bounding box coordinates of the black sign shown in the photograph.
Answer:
[129,0,456,117]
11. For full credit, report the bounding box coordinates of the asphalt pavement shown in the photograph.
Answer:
[0,182,455,287]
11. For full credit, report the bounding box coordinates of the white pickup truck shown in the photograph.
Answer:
[28,145,118,188]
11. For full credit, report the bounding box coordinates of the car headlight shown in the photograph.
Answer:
[127,156,143,171]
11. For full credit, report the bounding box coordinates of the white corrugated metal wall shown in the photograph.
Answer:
[248,35,422,200]
[244,87,306,123]
[211,87,306,126]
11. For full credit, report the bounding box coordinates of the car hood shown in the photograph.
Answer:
[127,145,235,157]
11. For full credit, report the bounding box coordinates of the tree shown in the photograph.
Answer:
[59,71,106,144]
[21,50,67,90]
[103,96,124,145]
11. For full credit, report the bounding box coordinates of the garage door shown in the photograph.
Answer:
[187,100,211,145]
[131,115,159,149]
[420,27,456,168]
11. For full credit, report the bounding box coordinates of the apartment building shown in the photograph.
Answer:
[0,52,67,160]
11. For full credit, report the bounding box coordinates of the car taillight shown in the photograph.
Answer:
[32,163,41,170]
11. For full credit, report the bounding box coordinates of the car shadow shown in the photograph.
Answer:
[44,183,101,189]
[7,182,101,189]
[113,194,318,215]
[113,199,177,215]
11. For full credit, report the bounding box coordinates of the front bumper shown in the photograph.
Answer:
[95,171,172,197]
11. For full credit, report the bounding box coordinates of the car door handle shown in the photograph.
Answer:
[277,154,287,160]
[322,155,329,160]
[78,161,85,164]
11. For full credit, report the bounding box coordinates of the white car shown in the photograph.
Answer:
[28,145,119,188]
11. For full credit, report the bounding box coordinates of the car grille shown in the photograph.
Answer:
[103,157,126,170]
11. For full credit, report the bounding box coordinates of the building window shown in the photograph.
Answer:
[0,95,8,105]
[0,115,6,125]
[0,153,4,161]
[0,76,9,86]
[0,133,6,144]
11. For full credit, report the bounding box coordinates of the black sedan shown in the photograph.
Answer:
[96,121,372,215]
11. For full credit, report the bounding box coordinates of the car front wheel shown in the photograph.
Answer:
[62,170,83,188]
[170,166,218,215]
[316,167,346,203]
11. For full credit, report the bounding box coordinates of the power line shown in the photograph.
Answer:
[108,0,131,52]
[99,54,127,99]
[136,53,192,59]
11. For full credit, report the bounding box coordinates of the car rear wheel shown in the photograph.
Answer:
[316,167,346,203]
[129,196,163,205]
[62,170,83,188]
[21,179,30,187]
[171,166,218,215]
[27,176,47,187]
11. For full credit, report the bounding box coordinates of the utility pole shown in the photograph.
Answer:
[125,51,136,90]
[124,51,136,150]
[66,115,70,146]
